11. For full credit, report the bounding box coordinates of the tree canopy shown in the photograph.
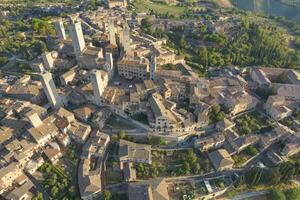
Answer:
[268,188,286,200]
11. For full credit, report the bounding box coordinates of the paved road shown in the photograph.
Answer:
[152,146,193,151]
[231,190,268,200]
[165,169,243,183]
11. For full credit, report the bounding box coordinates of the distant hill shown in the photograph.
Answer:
[198,0,233,8]
[0,0,79,4]
[232,0,300,24]
[280,0,300,8]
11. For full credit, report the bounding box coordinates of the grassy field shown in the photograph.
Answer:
[131,113,149,125]
[212,0,233,8]
[133,0,186,17]
[104,115,137,130]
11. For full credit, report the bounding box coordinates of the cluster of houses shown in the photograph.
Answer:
[190,66,300,171]
[78,130,110,200]
[0,2,300,200]
[0,94,96,198]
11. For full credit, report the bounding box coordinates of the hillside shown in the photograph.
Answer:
[212,0,233,8]
[280,0,300,8]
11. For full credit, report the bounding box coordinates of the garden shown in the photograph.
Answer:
[105,142,123,185]
[279,116,294,128]
[65,143,81,165]
[234,111,273,135]
[280,111,300,130]
[232,146,260,167]
[136,149,213,179]
[104,115,138,130]
[169,177,231,200]
[38,162,78,199]
[130,112,149,125]
[208,104,226,124]
[169,181,199,200]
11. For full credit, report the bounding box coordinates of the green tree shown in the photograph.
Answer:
[268,167,281,185]
[245,146,259,156]
[15,20,28,31]
[16,32,25,41]
[148,136,166,145]
[197,47,208,67]
[0,57,8,67]
[153,28,164,38]
[209,51,224,66]
[204,33,227,46]
[68,186,76,197]
[34,41,48,54]
[280,164,295,183]
[31,18,56,36]
[141,17,153,33]
[295,37,300,49]
[226,22,295,67]
[286,188,300,200]
[2,20,12,30]
[200,25,207,33]
[179,35,188,49]
[187,149,198,165]
[203,159,210,172]
[193,163,201,174]
[182,161,191,175]
[86,0,97,10]
[32,192,44,200]
[103,190,112,200]
[209,104,226,123]
[293,51,300,64]
[241,17,250,29]
[268,188,286,200]
[252,167,263,186]
[137,163,146,177]
[50,186,59,197]
[118,130,126,139]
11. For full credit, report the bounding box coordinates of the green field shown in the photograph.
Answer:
[133,0,186,17]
